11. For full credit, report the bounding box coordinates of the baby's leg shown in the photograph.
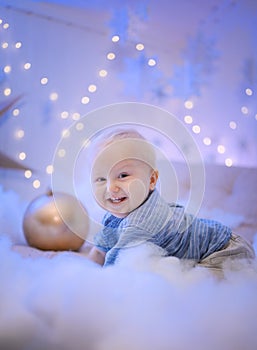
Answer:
[197,233,255,278]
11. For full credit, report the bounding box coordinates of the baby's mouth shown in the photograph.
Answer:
[108,196,127,204]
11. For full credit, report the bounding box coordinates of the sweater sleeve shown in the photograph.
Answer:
[94,213,123,252]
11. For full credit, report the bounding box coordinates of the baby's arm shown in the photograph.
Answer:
[87,246,106,266]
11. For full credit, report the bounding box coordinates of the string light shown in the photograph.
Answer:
[107,52,115,60]
[217,145,226,154]
[46,165,54,174]
[136,43,144,51]
[0,15,119,192]
[1,7,256,190]
[225,158,233,167]
[192,125,201,134]
[229,121,237,129]
[99,69,108,77]
[184,115,193,124]
[3,23,9,29]
[88,84,97,92]
[1,14,123,192]
[112,35,120,42]
[24,170,32,179]
[148,58,156,66]
[4,88,11,96]
[18,152,26,160]
[2,42,8,49]
[3,65,11,73]
[76,122,84,131]
[245,88,253,96]
[24,62,31,70]
[49,92,58,101]
[72,112,80,120]
[81,96,90,104]
[57,149,66,157]
[33,179,41,189]
[40,77,48,85]
[241,106,248,115]
[203,137,212,146]
[60,111,69,119]
[12,108,20,116]
[15,41,22,49]
[184,100,194,109]
[15,129,25,138]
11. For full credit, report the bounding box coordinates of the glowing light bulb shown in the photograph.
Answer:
[245,88,253,96]
[3,23,9,29]
[19,152,26,160]
[13,109,20,116]
[40,77,48,85]
[72,112,80,121]
[58,149,66,157]
[148,58,156,66]
[107,52,115,60]
[61,111,69,119]
[15,42,22,49]
[241,106,248,115]
[136,43,144,51]
[112,35,120,42]
[4,88,11,96]
[99,69,108,77]
[184,100,194,109]
[225,158,233,167]
[203,137,211,146]
[2,42,8,49]
[217,145,226,154]
[3,65,11,73]
[76,122,84,131]
[46,165,54,174]
[33,179,41,189]
[15,129,25,138]
[184,115,193,124]
[192,125,201,134]
[24,62,31,70]
[81,96,90,104]
[229,121,237,129]
[50,92,58,101]
[88,84,97,92]
[24,170,32,179]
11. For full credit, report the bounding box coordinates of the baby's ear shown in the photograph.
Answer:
[149,170,159,190]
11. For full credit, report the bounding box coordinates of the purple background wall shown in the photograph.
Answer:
[0,0,256,199]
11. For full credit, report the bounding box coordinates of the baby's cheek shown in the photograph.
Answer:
[92,186,104,205]
[127,179,149,207]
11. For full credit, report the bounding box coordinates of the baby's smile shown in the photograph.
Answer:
[108,196,127,204]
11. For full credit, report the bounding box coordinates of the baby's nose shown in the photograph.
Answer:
[107,180,119,193]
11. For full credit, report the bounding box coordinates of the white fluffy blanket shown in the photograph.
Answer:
[1,164,257,350]
[1,235,257,350]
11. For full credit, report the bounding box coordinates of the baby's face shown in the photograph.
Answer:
[91,157,158,218]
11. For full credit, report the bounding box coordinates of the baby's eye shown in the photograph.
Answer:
[95,177,106,183]
[118,172,129,179]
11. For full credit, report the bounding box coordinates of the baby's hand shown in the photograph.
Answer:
[87,246,106,266]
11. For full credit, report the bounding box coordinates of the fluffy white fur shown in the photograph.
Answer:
[1,181,257,350]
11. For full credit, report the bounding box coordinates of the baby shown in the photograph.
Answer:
[88,128,255,276]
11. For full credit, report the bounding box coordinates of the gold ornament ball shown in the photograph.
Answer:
[23,191,89,251]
